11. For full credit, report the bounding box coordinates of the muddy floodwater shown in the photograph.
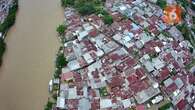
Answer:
[0,0,63,110]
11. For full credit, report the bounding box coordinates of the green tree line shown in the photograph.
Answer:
[61,0,113,25]
[0,0,18,65]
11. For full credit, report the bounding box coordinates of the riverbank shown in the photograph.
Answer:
[0,0,18,65]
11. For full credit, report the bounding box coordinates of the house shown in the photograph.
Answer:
[152,57,165,70]
[157,67,170,82]
[100,99,113,109]
[66,99,79,109]
[78,98,91,110]
[176,99,187,110]
[135,86,161,104]
[122,98,134,108]
[56,97,66,109]
[168,27,184,41]
[108,75,124,88]
[78,30,89,41]
[61,71,74,81]
[68,87,78,99]
[136,104,145,110]
[91,98,100,110]
[144,61,155,72]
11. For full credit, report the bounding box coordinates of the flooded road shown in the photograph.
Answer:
[0,0,63,110]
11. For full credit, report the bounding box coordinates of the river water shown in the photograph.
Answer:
[0,0,63,110]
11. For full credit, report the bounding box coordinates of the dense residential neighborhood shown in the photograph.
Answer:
[47,0,195,110]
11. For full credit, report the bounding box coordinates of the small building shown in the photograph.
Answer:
[78,31,88,41]
[56,97,66,109]
[61,71,74,81]
[100,99,113,109]
[151,95,164,104]
[68,87,77,99]
[78,98,91,110]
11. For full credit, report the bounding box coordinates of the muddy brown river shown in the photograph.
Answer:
[0,0,63,110]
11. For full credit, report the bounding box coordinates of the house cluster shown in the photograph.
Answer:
[0,0,12,24]
[52,0,195,110]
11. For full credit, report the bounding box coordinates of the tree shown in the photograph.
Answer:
[44,100,53,110]
[159,102,172,110]
[0,39,6,65]
[77,3,96,15]
[54,68,61,78]
[0,0,18,33]
[192,16,195,24]
[96,8,108,15]
[179,0,189,8]
[156,0,167,9]
[192,4,195,11]
[189,47,194,53]
[61,0,75,7]
[56,53,68,69]
[103,15,113,25]
[56,24,66,36]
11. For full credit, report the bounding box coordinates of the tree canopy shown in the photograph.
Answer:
[56,24,66,36]
[0,0,18,33]
[77,3,96,15]
[61,0,75,7]
[56,53,68,69]
[156,0,167,9]
[0,39,6,65]
[103,15,113,25]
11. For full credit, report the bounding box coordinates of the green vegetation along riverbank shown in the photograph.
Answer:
[0,0,18,65]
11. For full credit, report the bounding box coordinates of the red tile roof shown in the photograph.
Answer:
[189,75,195,84]
[172,61,180,70]
[166,83,177,94]
[125,57,137,67]
[135,68,146,80]
[91,98,100,110]
[157,67,170,82]
[66,99,79,109]
[83,39,97,52]
[61,71,74,81]
[176,99,186,110]
[136,105,145,110]
[127,74,139,84]
[163,53,172,62]
[89,29,98,37]
[108,75,124,88]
